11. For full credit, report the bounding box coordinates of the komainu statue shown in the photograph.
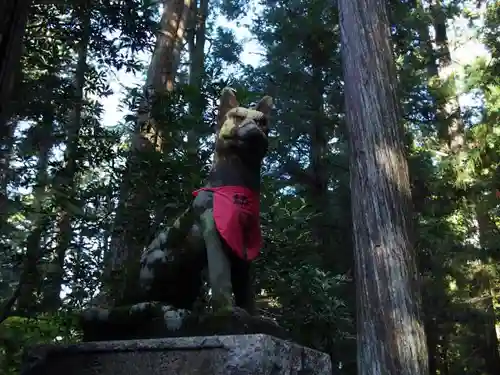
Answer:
[81,88,286,341]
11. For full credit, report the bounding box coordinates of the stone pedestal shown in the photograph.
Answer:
[22,334,332,375]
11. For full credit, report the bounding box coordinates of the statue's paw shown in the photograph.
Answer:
[161,305,190,331]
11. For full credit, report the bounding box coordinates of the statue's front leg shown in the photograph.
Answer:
[193,191,234,313]
[200,209,235,313]
[231,256,256,316]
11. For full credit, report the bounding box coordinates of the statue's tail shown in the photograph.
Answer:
[166,205,197,248]
[143,204,197,257]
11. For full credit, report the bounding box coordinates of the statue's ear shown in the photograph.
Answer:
[254,95,273,118]
[216,87,239,131]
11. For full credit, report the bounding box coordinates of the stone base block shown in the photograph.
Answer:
[22,334,332,375]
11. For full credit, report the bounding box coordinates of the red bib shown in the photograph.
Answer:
[193,186,261,261]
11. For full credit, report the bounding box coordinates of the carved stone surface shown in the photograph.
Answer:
[21,334,332,375]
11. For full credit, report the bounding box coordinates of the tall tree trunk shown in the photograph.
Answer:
[43,5,91,311]
[106,0,192,305]
[338,0,430,374]
[17,112,54,313]
[0,0,31,131]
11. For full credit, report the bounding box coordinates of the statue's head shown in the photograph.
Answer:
[214,88,273,164]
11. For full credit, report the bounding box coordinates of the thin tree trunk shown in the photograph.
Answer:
[43,5,91,311]
[106,0,192,305]
[338,0,430,374]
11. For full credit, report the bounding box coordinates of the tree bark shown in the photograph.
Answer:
[338,0,430,374]
[0,0,31,131]
[146,0,192,93]
[0,0,31,221]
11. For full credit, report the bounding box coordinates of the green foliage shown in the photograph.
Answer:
[217,0,251,20]
[0,312,80,375]
[1,0,500,375]
[211,27,243,64]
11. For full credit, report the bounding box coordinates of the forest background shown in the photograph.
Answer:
[0,0,499,375]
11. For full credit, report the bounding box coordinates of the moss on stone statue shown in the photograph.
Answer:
[181,310,289,340]
[80,302,190,342]
[80,302,288,342]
